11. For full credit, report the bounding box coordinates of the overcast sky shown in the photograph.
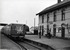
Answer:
[0,0,57,28]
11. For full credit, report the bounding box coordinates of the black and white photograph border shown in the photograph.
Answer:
[0,0,70,50]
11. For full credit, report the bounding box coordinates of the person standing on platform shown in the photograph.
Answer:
[48,29,52,38]
[39,31,41,39]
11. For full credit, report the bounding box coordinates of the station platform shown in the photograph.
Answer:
[25,35,70,50]
[1,34,21,50]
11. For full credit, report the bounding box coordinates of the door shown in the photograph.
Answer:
[61,24,65,38]
[42,26,44,36]
[53,24,56,37]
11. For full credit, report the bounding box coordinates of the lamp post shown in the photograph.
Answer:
[34,18,35,34]
[34,18,35,29]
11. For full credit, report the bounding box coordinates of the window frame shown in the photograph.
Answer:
[42,15,44,23]
[53,11,56,22]
[61,8,65,21]
[47,13,49,22]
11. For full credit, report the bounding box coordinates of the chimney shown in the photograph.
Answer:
[58,0,61,3]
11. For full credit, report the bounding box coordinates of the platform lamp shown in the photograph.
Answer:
[34,18,35,34]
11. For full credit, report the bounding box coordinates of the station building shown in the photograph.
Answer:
[36,0,70,38]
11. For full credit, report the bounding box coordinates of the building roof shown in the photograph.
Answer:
[36,0,70,15]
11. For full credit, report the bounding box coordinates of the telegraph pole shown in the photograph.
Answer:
[34,18,35,34]
[34,18,35,29]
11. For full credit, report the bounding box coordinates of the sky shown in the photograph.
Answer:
[0,0,57,28]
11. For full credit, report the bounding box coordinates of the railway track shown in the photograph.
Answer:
[3,34,53,50]
[11,38,47,50]
[15,40,47,50]
[17,42,41,50]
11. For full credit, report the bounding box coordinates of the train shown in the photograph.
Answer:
[1,23,29,39]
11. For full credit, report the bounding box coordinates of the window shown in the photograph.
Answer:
[47,13,49,22]
[61,8,65,21]
[53,11,56,22]
[42,15,44,23]
[53,24,56,27]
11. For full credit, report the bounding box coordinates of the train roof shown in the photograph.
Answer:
[9,23,24,25]
[8,23,28,26]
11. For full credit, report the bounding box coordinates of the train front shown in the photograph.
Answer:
[11,24,25,39]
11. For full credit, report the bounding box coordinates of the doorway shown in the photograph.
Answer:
[53,24,56,37]
[61,23,65,38]
[42,25,44,36]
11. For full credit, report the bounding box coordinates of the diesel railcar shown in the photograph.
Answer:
[1,23,29,38]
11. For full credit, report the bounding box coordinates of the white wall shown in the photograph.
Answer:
[38,5,70,38]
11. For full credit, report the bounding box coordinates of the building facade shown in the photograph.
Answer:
[36,0,70,38]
